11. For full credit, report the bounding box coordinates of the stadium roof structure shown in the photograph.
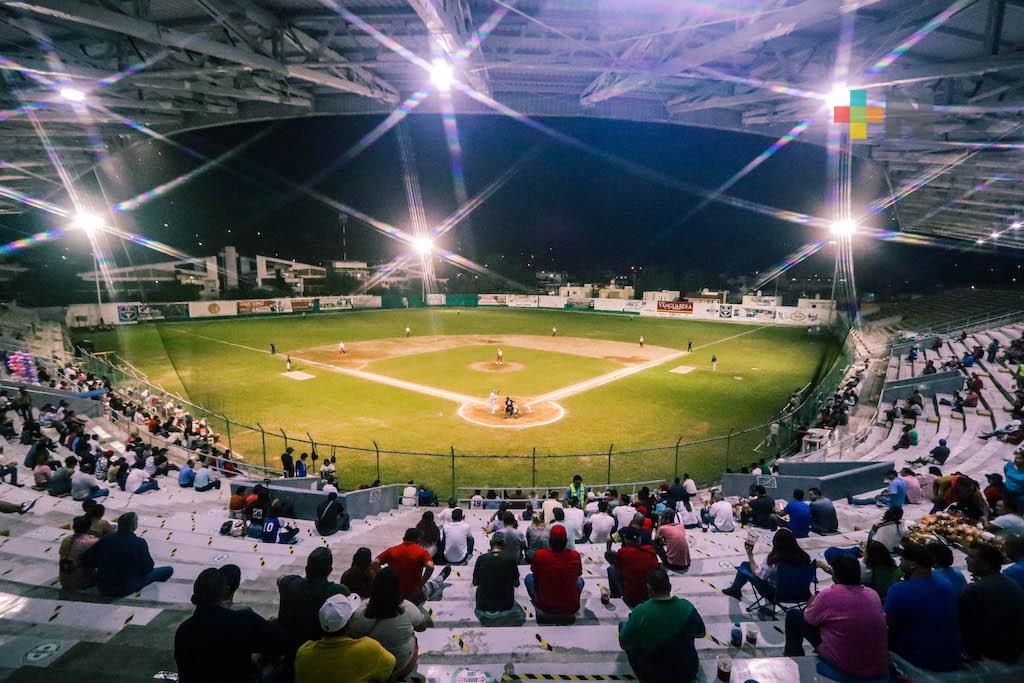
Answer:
[0,0,1023,248]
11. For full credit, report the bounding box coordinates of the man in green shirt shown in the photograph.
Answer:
[618,567,706,683]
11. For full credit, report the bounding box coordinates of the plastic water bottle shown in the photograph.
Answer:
[730,621,743,647]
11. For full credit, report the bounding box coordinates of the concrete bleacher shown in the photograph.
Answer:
[0,323,1019,682]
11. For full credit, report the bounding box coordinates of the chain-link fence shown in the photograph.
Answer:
[77,324,854,496]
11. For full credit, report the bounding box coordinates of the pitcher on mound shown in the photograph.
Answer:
[496,348,504,366]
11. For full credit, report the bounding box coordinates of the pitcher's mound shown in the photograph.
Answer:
[459,400,565,428]
[469,361,524,373]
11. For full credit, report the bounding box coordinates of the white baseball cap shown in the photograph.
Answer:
[318,593,361,633]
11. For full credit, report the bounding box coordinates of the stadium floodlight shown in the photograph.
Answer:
[59,87,87,103]
[976,238,984,244]
[830,219,856,236]
[1012,221,1022,230]
[412,236,433,254]
[71,211,104,233]
[825,83,848,109]
[430,59,454,92]
[991,231,1000,239]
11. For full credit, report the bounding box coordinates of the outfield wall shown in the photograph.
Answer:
[65,292,833,328]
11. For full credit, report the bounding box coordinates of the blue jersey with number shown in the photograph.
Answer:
[261,517,281,543]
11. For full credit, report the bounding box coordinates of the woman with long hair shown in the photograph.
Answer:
[347,566,428,680]
[415,511,442,558]
[339,547,374,598]
[722,528,812,602]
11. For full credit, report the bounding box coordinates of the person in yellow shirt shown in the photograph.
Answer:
[294,593,395,683]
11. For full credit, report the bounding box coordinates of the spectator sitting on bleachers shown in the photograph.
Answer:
[192,460,220,492]
[606,528,659,608]
[740,485,777,529]
[294,593,394,683]
[262,500,300,545]
[440,508,473,565]
[884,542,962,673]
[910,437,951,467]
[472,534,525,626]
[947,476,989,523]
[124,461,159,495]
[960,542,1024,664]
[700,491,736,532]
[315,491,349,537]
[806,488,838,535]
[927,541,967,593]
[891,424,917,451]
[340,548,374,599]
[177,459,196,488]
[58,515,97,590]
[588,500,616,543]
[848,469,907,508]
[979,419,1022,442]
[70,462,108,502]
[618,567,705,683]
[1003,534,1024,589]
[900,468,923,505]
[721,528,812,605]
[347,566,428,680]
[82,501,114,537]
[372,528,451,605]
[822,540,903,602]
[784,553,889,680]
[986,499,1024,537]
[415,511,442,559]
[772,488,811,538]
[525,524,582,620]
[541,490,562,523]
[82,512,173,597]
[653,509,690,572]
[611,493,636,531]
[1005,449,1024,512]
[47,456,75,497]
[922,359,937,375]
[31,458,52,489]
[401,480,417,506]
[983,473,1006,510]
[498,511,527,564]
[483,502,509,534]
[525,513,549,563]
[219,563,241,607]
[277,547,351,656]
[175,568,285,683]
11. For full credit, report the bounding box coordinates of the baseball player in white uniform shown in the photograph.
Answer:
[551,326,557,337]
[405,326,411,337]
[496,348,503,366]
[639,335,645,349]
[338,341,347,354]
[488,390,497,415]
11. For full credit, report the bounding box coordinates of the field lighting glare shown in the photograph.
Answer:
[71,211,104,233]
[1012,221,1022,229]
[413,237,433,254]
[992,231,1000,239]
[430,59,454,92]
[825,83,848,109]
[59,87,87,103]
[830,219,856,236]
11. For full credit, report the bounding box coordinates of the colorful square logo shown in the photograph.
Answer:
[833,89,884,140]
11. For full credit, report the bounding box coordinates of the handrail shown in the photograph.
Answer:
[912,308,1024,337]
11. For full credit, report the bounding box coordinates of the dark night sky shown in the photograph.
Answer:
[2,113,1020,301]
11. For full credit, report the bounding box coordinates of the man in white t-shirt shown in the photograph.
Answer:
[562,505,588,543]
[541,491,563,523]
[702,491,736,532]
[125,464,159,494]
[442,508,474,564]
[589,501,616,543]
[548,508,578,550]
[612,494,637,531]
[401,481,418,506]
[682,474,698,497]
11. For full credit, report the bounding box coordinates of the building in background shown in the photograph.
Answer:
[558,284,595,298]
[596,282,635,299]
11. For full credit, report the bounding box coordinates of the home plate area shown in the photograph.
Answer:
[281,371,315,380]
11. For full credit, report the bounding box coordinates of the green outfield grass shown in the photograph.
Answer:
[84,308,839,491]
[365,345,620,397]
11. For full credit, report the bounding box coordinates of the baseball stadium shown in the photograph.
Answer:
[0,1,1022,683]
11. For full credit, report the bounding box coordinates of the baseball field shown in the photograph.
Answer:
[84,308,840,491]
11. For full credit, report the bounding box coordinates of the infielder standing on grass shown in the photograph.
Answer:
[496,348,503,366]
[405,326,411,337]
[338,340,347,354]
[552,326,557,337]
[286,356,292,371]
[712,354,718,371]
[687,340,693,352]
[270,343,276,355]
[639,335,645,349]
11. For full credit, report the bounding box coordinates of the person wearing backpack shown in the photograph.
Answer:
[316,492,350,536]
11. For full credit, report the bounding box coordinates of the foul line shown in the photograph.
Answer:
[531,325,769,404]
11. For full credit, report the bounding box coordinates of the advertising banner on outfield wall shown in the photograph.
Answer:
[426,294,446,306]
[350,295,381,309]
[537,295,567,309]
[507,295,539,308]
[593,298,627,312]
[655,300,694,318]
[736,306,776,321]
[291,298,315,312]
[188,300,238,318]
[775,306,824,325]
[478,294,507,306]
[718,304,734,319]
[567,297,594,310]
[318,296,354,311]
[623,300,647,314]
[237,299,280,315]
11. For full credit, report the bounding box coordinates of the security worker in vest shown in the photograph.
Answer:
[565,474,586,509]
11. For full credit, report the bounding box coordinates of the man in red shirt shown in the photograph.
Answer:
[372,528,451,604]
[606,529,659,607]
[525,525,583,618]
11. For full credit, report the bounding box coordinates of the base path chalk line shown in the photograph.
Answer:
[165,327,482,405]
[531,325,768,404]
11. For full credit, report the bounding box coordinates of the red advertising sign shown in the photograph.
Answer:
[657,300,694,314]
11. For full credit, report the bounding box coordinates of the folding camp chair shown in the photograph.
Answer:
[746,562,817,617]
